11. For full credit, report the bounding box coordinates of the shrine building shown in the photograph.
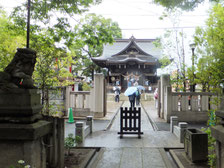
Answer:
[92,36,162,92]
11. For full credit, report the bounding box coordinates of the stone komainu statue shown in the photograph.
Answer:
[0,48,37,90]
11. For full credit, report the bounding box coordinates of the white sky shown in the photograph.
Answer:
[87,0,210,39]
[0,0,211,69]
[0,0,210,39]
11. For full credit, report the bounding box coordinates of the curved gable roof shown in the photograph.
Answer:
[112,40,153,57]
[92,37,162,64]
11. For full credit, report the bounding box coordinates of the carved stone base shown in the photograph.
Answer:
[0,89,42,115]
[0,89,42,123]
[0,113,42,123]
[0,120,52,168]
[211,125,224,168]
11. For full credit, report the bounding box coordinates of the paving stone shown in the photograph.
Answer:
[142,148,166,168]
[120,148,142,168]
[95,148,123,168]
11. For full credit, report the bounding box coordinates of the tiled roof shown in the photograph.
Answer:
[92,37,162,64]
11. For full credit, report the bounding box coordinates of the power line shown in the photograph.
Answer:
[91,13,208,17]
[121,26,205,30]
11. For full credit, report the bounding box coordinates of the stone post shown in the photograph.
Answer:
[157,80,161,117]
[170,116,178,133]
[65,86,72,116]
[160,74,170,119]
[178,122,188,143]
[164,86,172,122]
[93,73,105,118]
[75,121,84,143]
[74,83,79,91]
[86,116,93,133]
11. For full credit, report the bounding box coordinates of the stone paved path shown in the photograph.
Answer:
[110,101,153,131]
[94,147,169,168]
[84,100,183,168]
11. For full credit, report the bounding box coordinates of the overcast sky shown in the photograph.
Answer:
[87,0,210,39]
[1,0,210,39]
[0,0,211,68]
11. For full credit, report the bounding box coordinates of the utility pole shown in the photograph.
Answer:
[27,0,31,48]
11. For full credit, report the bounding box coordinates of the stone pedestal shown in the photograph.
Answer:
[0,89,42,123]
[0,89,52,168]
[211,110,224,168]
[0,121,52,168]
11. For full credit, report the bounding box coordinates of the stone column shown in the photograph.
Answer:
[164,86,172,122]
[178,122,188,143]
[74,83,79,91]
[65,86,72,116]
[157,79,161,117]
[160,74,170,119]
[93,73,105,118]
[86,116,93,133]
[170,116,178,133]
[75,122,84,143]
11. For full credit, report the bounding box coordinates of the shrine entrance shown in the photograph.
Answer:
[92,36,162,92]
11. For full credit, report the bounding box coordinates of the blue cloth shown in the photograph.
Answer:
[128,81,132,87]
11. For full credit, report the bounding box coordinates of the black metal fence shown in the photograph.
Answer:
[118,107,143,138]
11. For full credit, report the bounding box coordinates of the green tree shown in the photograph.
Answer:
[71,13,122,79]
[10,2,121,81]
[11,0,102,49]
[194,4,224,93]
[8,1,108,115]
[153,0,219,11]
[31,31,75,115]
[8,1,121,114]
[191,56,212,91]
[0,9,25,71]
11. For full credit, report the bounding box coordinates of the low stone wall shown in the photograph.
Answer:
[164,86,217,123]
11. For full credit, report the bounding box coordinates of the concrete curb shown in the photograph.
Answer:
[104,101,125,131]
[86,148,105,168]
[159,148,175,168]
[169,149,185,168]
[141,102,159,131]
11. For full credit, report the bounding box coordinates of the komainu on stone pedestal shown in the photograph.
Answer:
[0,48,36,90]
[0,49,53,168]
[0,48,40,123]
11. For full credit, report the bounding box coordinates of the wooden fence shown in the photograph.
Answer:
[118,107,143,138]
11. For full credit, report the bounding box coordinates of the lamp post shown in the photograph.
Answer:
[190,43,196,92]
